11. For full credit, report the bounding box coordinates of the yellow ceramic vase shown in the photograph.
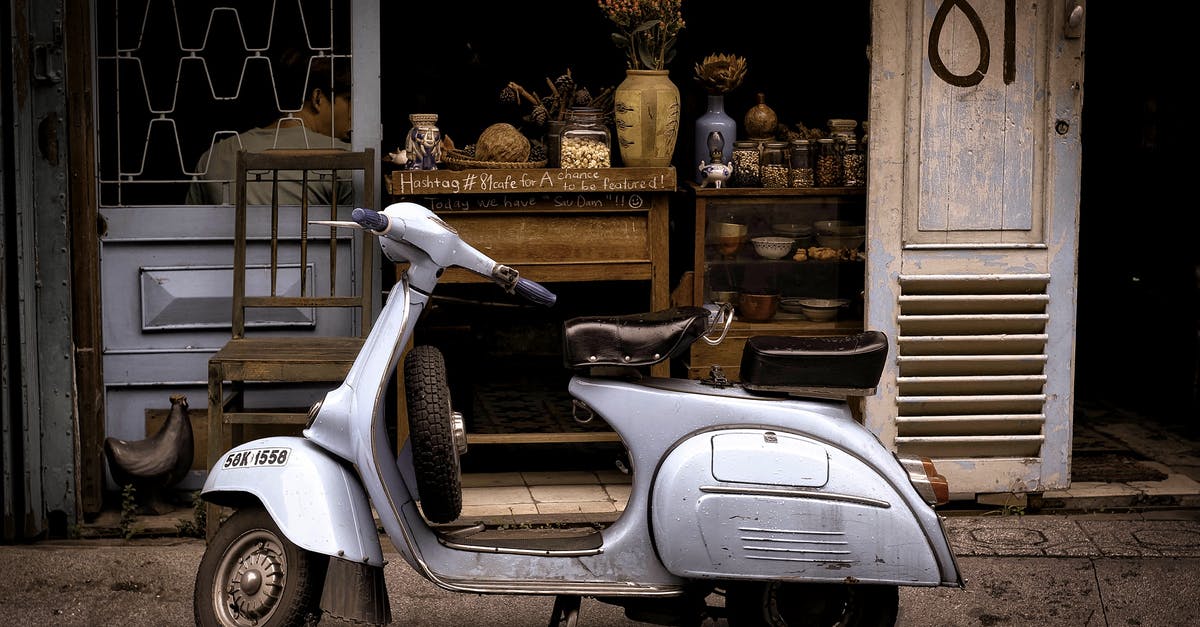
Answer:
[613,69,680,167]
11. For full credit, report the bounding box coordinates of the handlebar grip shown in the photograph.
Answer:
[352,207,390,232]
[514,277,557,307]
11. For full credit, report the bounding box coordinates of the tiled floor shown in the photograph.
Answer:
[458,469,632,523]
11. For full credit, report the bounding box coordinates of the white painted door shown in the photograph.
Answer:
[864,0,1085,498]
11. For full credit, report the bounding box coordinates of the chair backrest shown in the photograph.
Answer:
[231,148,375,340]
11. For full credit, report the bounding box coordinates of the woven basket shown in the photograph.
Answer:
[441,149,547,170]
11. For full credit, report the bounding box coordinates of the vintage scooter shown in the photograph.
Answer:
[194,201,962,627]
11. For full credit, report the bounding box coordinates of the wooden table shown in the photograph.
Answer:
[387,167,676,444]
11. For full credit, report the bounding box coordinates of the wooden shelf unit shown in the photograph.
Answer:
[387,167,676,445]
[687,183,868,380]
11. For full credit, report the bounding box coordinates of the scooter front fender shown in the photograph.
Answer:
[202,436,384,565]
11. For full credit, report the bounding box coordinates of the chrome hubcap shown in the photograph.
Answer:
[451,410,468,455]
[214,530,287,625]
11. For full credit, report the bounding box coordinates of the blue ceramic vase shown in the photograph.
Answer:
[693,94,735,182]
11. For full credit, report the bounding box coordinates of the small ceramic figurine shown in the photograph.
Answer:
[699,131,734,188]
[405,113,444,170]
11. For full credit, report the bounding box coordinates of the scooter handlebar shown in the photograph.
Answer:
[352,207,391,232]
[514,277,557,307]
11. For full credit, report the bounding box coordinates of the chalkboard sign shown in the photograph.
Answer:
[387,167,676,197]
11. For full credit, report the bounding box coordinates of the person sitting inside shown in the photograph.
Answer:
[186,53,354,206]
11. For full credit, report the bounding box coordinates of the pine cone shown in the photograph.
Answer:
[573,87,592,107]
[499,84,517,105]
[554,71,575,98]
[530,104,549,126]
[529,142,547,162]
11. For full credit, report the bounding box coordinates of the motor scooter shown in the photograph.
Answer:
[194,201,963,627]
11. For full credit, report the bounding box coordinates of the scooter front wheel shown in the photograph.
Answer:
[404,344,463,524]
[194,506,327,627]
[725,581,899,626]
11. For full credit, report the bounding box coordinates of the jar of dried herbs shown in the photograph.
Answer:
[730,141,762,187]
[788,139,814,188]
[816,138,842,187]
[760,141,789,187]
[842,138,866,187]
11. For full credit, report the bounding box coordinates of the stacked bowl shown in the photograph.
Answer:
[751,236,795,259]
[813,220,866,249]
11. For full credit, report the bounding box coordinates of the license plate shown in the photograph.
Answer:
[223,447,291,469]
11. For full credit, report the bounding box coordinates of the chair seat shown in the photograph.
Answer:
[210,337,364,381]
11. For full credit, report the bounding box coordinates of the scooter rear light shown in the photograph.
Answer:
[898,454,950,506]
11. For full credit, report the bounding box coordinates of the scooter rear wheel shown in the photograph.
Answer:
[725,581,899,626]
[194,505,327,627]
[404,344,463,523]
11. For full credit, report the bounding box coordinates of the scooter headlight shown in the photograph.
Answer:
[898,454,950,506]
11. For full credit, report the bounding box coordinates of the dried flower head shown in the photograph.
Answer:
[694,53,748,95]
[598,0,686,71]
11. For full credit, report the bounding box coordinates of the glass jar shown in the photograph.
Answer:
[788,139,814,188]
[559,107,611,168]
[405,113,443,170]
[730,140,762,187]
[760,141,789,187]
[816,138,842,186]
[827,118,857,141]
[545,119,566,168]
[842,138,866,187]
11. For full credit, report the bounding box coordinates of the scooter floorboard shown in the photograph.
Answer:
[436,525,603,554]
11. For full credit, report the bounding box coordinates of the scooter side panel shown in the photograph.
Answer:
[203,436,384,565]
[573,377,959,586]
[651,428,943,586]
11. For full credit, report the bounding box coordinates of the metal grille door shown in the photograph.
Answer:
[89,0,378,497]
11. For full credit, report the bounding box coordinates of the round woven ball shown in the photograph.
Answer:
[475,123,531,162]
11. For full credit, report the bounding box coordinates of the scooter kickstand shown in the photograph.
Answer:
[548,594,581,627]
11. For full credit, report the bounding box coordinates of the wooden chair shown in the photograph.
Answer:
[206,148,375,539]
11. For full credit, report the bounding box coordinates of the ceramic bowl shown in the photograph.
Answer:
[710,290,739,304]
[751,236,795,260]
[712,221,749,239]
[795,298,848,322]
[738,293,780,322]
[778,297,807,314]
[815,233,866,250]
[772,223,813,238]
[813,220,865,236]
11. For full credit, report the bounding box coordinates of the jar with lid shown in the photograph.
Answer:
[405,113,443,170]
[788,139,814,188]
[842,138,866,187]
[760,141,789,187]
[816,138,842,186]
[827,118,857,140]
[730,141,762,187]
[559,107,611,168]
